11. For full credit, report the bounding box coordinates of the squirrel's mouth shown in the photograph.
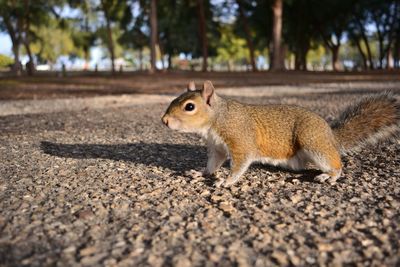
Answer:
[161,116,181,131]
[162,115,201,133]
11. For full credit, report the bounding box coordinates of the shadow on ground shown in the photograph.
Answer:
[40,141,323,183]
[40,141,207,172]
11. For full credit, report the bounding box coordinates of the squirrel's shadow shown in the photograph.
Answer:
[40,141,321,183]
[40,141,207,173]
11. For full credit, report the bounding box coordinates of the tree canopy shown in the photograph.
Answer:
[0,0,399,75]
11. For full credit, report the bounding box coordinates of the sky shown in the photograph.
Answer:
[0,33,12,56]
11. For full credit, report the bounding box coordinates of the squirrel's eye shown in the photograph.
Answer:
[185,103,195,111]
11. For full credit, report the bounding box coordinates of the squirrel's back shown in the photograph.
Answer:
[212,99,336,160]
[216,92,400,158]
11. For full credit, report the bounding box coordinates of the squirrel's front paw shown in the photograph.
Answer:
[185,169,204,179]
[215,176,239,188]
[215,179,225,187]
[314,173,339,185]
[223,177,239,187]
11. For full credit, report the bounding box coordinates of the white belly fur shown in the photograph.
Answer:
[205,130,310,171]
[256,149,309,171]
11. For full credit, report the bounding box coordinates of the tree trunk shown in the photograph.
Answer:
[294,46,308,71]
[270,0,285,71]
[294,51,301,70]
[83,49,89,70]
[394,35,400,69]
[150,0,158,73]
[356,18,374,69]
[302,44,308,70]
[331,46,340,71]
[83,17,90,71]
[22,0,34,76]
[11,43,22,76]
[301,50,307,71]
[387,47,394,69]
[164,30,173,70]
[24,41,35,75]
[158,43,165,69]
[375,19,385,69]
[3,14,22,75]
[139,48,143,71]
[386,1,398,69]
[100,0,116,74]
[353,36,368,70]
[378,36,384,69]
[237,0,257,72]
[362,37,374,70]
[105,17,115,74]
[196,0,208,72]
[385,34,396,70]
[168,53,172,69]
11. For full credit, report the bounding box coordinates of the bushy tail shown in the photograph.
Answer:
[331,92,400,154]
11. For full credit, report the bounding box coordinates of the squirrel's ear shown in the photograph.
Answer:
[187,81,196,91]
[202,80,215,106]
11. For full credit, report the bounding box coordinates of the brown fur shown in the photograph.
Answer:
[162,81,399,186]
[331,92,400,154]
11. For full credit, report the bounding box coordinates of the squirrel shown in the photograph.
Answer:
[162,81,400,187]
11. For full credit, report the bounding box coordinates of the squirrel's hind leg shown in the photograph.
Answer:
[314,170,341,184]
[304,149,342,185]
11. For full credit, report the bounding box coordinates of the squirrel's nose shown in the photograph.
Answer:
[162,115,169,127]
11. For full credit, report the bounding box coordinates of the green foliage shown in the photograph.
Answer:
[308,44,327,69]
[308,0,356,45]
[157,1,200,56]
[98,0,128,22]
[70,29,96,59]
[232,0,273,51]
[0,54,14,67]
[157,0,220,58]
[97,26,123,58]
[284,1,314,53]
[216,25,249,69]
[119,2,149,50]
[29,21,76,63]
[1,0,399,71]
[67,0,98,61]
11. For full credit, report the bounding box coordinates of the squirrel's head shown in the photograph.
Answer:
[162,80,218,134]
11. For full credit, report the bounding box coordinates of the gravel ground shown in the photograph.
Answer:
[0,83,399,266]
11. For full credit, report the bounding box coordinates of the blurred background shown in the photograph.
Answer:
[0,0,400,100]
[0,0,399,76]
